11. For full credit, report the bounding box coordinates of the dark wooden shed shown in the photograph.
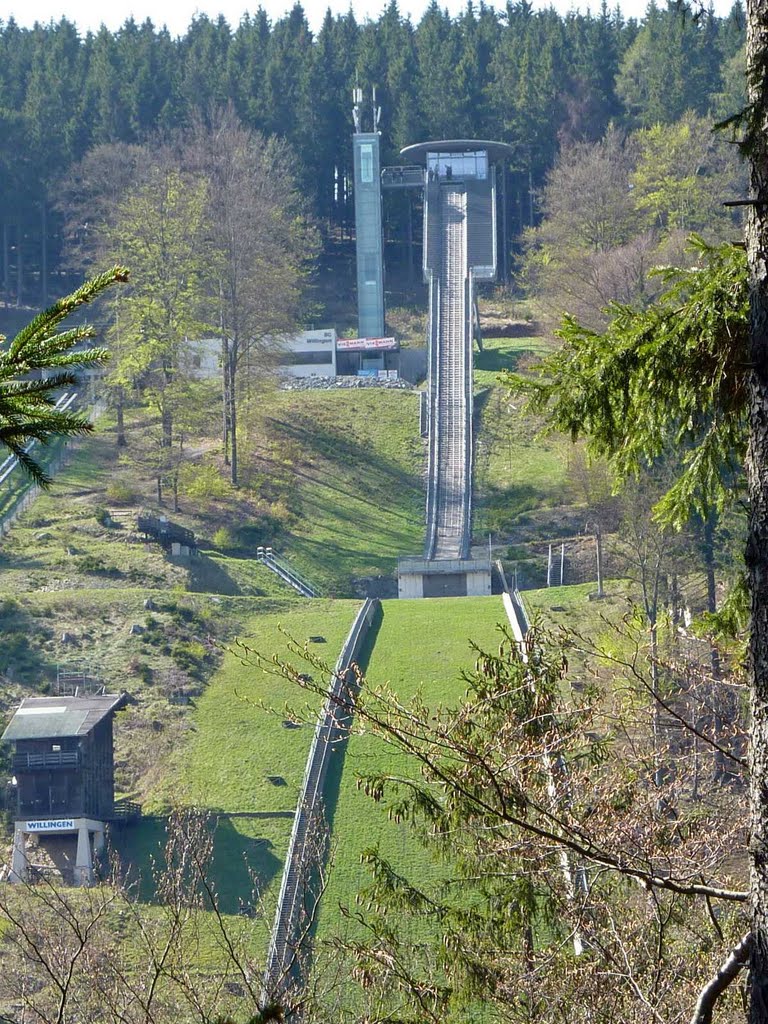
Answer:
[2,694,128,822]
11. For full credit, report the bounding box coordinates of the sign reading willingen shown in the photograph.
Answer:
[25,819,76,832]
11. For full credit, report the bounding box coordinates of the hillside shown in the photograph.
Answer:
[0,326,636,1019]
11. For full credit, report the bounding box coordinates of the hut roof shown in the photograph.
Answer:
[1,694,128,742]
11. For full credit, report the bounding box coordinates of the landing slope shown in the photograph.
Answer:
[317,595,505,940]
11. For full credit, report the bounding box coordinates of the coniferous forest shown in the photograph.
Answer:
[0,0,749,307]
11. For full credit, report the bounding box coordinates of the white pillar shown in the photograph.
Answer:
[8,825,28,883]
[93,829,105,855]
[74,824,93,887]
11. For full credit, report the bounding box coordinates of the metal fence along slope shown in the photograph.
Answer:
[262,597,380,1005]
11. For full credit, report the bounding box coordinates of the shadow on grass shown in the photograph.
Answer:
[114,813,284,914]
[188,552,243,596]
[475,482,552,534]
[265,416,422,501]
[474,345,527,375]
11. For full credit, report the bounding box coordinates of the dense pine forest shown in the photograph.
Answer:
[0,0,748,308]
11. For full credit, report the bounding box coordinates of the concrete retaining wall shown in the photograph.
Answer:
[262,598,380,1005]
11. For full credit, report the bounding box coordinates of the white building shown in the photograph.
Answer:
[181,330,339,381]
[277,328,337,377]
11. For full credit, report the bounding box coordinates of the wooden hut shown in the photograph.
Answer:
[1,693,129,885]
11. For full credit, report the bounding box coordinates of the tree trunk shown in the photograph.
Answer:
[595,524,604,598]
[745,3,768,1016]
[3,222,9,298]
[161,383,173,448]
[16,221,22,307]
[703,512,721,674]
[222,335,230,465]
[228,348,238,487]
[115,387,127,448]
[702,512,726,781]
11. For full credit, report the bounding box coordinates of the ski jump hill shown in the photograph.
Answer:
[396,140,513,599]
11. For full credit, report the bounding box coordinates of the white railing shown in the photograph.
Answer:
[0,390,78,487]
[262,598,379,1005]
[461,271,474,559]
[0,391,107,537]
[501,587,585,954]
[256,548,319,598]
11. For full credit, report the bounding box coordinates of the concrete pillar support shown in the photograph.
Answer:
[8,826,28,884]
[74,824,93,887]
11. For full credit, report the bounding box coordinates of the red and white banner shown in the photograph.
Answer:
[336,336,398,352]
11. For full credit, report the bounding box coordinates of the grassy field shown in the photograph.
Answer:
[245,389,424,594]
[0,386,425,600]
[317,596,508,943]
[524,579,633,636]
[0,313,640,1002]
[473,335,569,541]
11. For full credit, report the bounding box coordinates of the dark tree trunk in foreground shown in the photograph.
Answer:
[746,3,768,1017]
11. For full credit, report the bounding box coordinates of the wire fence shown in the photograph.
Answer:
[508,534,622,592]
[0,395,107,537]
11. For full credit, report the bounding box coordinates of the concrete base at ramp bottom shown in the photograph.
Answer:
[397,558,492,599]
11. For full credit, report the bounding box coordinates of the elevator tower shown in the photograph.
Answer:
[352,88,385,339]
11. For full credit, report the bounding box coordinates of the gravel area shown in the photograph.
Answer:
[279,375,414,391]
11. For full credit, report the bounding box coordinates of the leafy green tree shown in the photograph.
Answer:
[631,112,743,235]
[0,266,127,483]
[81,27,130,146]
[506,237,761,1015]
[116,18,179,139]
[178,14,232,114]
[487,4,567,222]
[104,164,210,449]
[415,2,463,139]
[511,238,747,528]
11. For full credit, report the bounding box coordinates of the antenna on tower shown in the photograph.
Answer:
[352,81,363,133]
[372,85,381,132]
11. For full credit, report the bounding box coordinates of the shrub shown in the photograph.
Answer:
[0,631,30,672]
[105,480,135,504]
[181,462,231,501]
[170,605,196,625]
[75,555,121,576]
[171,640,207,679]
[128,657,154,685]
[94,506,112,527]
[212,526,236,550]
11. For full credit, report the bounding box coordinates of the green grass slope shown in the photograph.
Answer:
[246,389,424,594]
[474,334,568,541]
[317,596,508,942]
[119,599,361,917]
